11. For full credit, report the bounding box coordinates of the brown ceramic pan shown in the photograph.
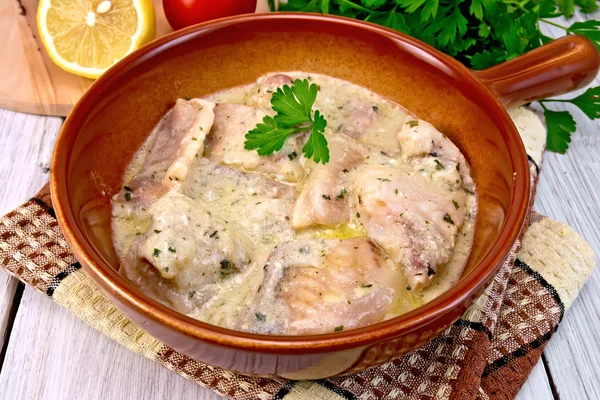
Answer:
[50,13,599,379]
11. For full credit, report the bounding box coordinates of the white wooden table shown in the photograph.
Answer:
[0,19,598,400]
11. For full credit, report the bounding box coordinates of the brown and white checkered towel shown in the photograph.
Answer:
[0,108,595,399]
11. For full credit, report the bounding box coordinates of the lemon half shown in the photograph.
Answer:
[37,0,155,79]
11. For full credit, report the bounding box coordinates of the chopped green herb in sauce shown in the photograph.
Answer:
[153,248,161,257]
[434,159,444,170]
[168,247,176,253]
[407,120,419,128]
[255,312,266,321]
[334,325,344,332]
[443,213,455,225]
[427,264,436,276]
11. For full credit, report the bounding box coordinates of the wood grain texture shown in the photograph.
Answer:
[0,106,222,399]
[0,0,174,116]
[0,287,223,400]
[0,108,61,211]
[0,0,275,116]
[0,0,91,116]
[0,271,19,362]
[534,12,600,400]
[515,360,554,400]
[0,107,62,371]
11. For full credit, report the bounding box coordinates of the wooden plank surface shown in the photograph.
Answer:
[533,113,600,399]
[0,286,223,400]
[516,360,554,400]
[0,272,19,368]
[532,12,600,400]
[0,108,62,367]
[0,106,221,399]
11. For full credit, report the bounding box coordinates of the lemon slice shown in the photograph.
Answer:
[37,0,155,79]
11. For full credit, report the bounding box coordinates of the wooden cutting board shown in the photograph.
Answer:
[0,0,274,116]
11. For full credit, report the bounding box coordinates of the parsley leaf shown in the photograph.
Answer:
[244,116,297,156]
[271,79,317,126]
[278,0,599,155]
[470,49,506,69]
[302,110,330,163]
[543,108,576,153]
[569,86,600,119]
[396,0,428,14]
[437,8,468,47]
[420,0,439,22]
[575,0,598,13]
[568,20,600,51]
[557,0,575,18]
[368,9,411,33]
[470,0,484,21]
[245,79,329,164]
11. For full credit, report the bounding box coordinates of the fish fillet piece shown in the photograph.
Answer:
[205,103,306,182]
[246,73,294,108]
[353,164,467,289]
[292,134,367,228]
[249,237,405,334]
[125,191,252,282]
[397,119,474,191]
[113,98,215,213]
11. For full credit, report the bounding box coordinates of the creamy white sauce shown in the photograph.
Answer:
[111,72,477,335]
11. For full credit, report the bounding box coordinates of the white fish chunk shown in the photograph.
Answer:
[353,164,467,289]
[250,237,405,334]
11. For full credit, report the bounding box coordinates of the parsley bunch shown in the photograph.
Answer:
[245,79,330,163]
[279,0,600,153]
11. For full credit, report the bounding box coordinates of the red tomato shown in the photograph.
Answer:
[163,0,257,31]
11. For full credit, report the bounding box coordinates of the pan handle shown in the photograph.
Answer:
[471,35,600,108]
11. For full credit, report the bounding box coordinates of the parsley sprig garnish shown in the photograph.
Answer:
[244,79,330,164]
[539,86,600,153]
[280,1,600,154]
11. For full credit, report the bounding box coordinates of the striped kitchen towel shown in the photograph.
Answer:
[0,107,595,399]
